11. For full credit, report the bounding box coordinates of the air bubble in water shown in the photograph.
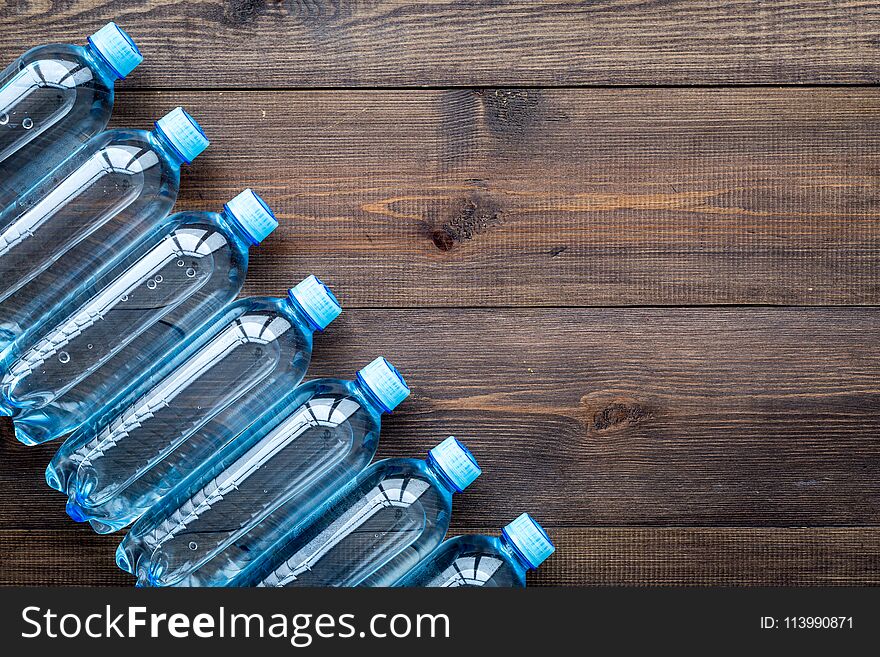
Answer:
[155,275,163,283]
[186,268,196,278]
[189,542,198,550]
[120,294,129,302]
[0,113,8,126]
[177,259,185,267]
[22,117,33,129]
[87,344,93,350]
[147,280,157,290]
[58,352,70,364]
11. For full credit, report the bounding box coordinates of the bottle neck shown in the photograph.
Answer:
[151,128,187,169]
[354,378,390,415]
[84,42,121,82]
[425,457,460,495]
[284,296,320,334]
[500,535,534,572]
[219,208,256,247]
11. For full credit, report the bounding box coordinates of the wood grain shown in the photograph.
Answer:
[96,88,880,307]
[1,2,877,589]
[3,527,878,586]
[0,1,878,86]
[2,308,878,533]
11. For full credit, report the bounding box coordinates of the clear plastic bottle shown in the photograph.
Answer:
[394,514,554,587]
[0,22,142,209]
[46,275,342,534]
[0,189,277,445]
[231,436,482,588]
[117,356,410,587]
[0,105,209,351]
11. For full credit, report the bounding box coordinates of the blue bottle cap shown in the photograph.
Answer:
[288,275,341,331]
[88,22,142,79]
[224,189,278,245]
[155,107,209,164]
[502,513,555,569]
[428,436,481,492]
[357,357,410,412]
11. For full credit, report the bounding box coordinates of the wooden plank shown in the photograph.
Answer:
[1,2,879,86]
[0,531,129,587]
[2,308,878,529]
[537,527,880,586]
[2,527,878,586]
[98,88,880,307]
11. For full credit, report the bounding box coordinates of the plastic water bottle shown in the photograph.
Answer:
[46,275,342,534]
[394,514,554,587]
[117,356,411,587]
[0,106,209,351]
[231,436,482,588]
[0,22,142,209]
[0,189,277,445]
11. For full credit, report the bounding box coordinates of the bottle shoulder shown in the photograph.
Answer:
[242,296,316,330]
[441,534,522,566]
[195,297,313,354]
[21,43,84,65]
[66,128,183,173]
[411,535,527,587]
[15,43,101,75]
[281,378,383,425]
[47,128,176,180]
[223,296,296,321]
[355,458,452,508]
[17,44,115,90]
[167,211,251,258]
[20,42,76,59]
[293,378,361,403]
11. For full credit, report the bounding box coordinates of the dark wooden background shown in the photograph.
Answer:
[1,1,879,586]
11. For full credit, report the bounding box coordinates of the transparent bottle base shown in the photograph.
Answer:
[63,493,139,534]
[12,412,63,445]
[115,543,134,574]
[88,516,126,534]
[118,537,220,587]
[0,393,26,418]
[65,498,89,523]
[115,534,151,581]
[63,495,114,532]
[45,464,63,492]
